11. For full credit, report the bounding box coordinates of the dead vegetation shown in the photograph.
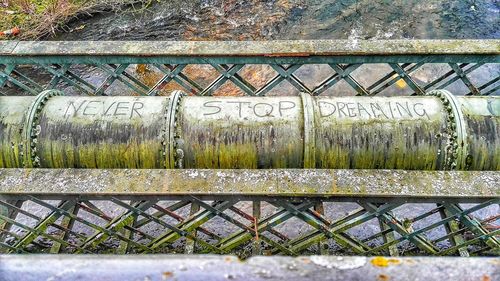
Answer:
[0,0,149,39]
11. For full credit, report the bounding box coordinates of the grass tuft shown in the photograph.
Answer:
[0,0,148,39]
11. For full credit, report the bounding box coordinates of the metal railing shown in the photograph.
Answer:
[1,40,499,97]
[0,40,499,256]
[0,169,498,256]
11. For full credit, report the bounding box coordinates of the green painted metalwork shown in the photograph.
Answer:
[0,168,498,256]
[0,40,498,97]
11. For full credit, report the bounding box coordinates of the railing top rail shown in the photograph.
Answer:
[0,168,497,201]
[1,255,499,281]
[1,39,499,56]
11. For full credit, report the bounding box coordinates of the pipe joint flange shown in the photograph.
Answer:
[22,89,64,168]
[426,90,467,170]
[163,90,186,169]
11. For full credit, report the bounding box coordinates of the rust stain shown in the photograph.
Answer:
[264,53,311,57]
[162,271,174,279]
[377,274,390,281]
[300,257,311,264]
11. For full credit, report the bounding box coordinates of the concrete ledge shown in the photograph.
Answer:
[0,255,498,281]
[1,40,499,56]
[0,169,498,201]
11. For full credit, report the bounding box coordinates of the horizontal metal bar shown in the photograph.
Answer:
[0,255,498,281]
[1,41,498,65]
[0,169,498,201]
[2,40,499,56]
[1,55,498,65]
[0,41,18,54]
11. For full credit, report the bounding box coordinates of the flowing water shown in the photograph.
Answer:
[57,0,499,40]
[49,0,500,98]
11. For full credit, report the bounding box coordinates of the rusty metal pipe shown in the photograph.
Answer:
[0,90,498,170]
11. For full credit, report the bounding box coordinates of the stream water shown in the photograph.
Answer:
[57,0,499,40]
[49,0,500,98]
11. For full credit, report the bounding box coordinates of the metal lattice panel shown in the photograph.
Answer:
[0,197,498,256]
[1,40,499,97]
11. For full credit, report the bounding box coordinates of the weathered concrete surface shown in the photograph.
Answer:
[179,95,451,169]
[459,96,500,170]
[0,41,18,54]
[0,255,498,281]
[2,93,499,170]
[311,96,445,170]
[0,169,498,201]
[179,96,305,169]
[38,96,168,169]
[1,40,499,56]
[0,97,33,168]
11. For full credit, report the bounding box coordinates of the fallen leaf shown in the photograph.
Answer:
[371,257,401,267]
